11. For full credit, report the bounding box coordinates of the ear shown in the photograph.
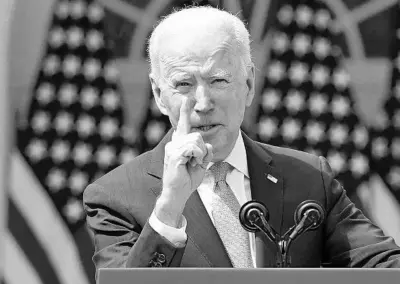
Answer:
[244,64,255,107]
[149,74,168,116]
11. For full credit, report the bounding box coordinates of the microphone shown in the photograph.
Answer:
[239,201,277,242]
[288,200,325,241]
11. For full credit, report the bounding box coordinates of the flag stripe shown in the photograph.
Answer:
[7,199,60,284]
[4,229,45,284]
[10,151,90,284]
[72,226,96,282]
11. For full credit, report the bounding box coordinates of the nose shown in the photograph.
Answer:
[193,84,213,113]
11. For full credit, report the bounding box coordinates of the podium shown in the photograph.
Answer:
[98,268,400,284]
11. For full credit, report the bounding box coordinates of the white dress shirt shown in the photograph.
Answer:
[149,131,257,267]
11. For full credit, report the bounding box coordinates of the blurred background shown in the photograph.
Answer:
[1,0,400,283]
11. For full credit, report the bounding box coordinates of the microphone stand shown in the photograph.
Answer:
[248,208,319,267]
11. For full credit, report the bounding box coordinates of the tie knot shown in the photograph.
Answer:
[210,161,231,184]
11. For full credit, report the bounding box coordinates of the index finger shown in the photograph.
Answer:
[176,97,191,136]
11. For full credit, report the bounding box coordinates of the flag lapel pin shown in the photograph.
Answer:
[266,174,278,183]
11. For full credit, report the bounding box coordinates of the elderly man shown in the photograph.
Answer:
[83,6,400,273]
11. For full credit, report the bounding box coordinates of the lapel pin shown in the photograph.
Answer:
[266,174,278,183]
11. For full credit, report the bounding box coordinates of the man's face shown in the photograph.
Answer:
[150,29,255,161]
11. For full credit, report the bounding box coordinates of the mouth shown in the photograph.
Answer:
[193,124,219,132]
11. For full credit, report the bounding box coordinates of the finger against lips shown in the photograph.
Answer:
[176,97,191,136]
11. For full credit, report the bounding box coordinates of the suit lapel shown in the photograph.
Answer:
[147,130,232,267]
[242,132,284,267]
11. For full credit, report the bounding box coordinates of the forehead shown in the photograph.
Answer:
[158,32,239,76]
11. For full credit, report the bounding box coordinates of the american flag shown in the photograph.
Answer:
[370,1,400,205]
[6,1,139,283]
[255,0,372,202]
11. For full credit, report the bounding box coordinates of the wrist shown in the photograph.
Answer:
[154,193,187,228]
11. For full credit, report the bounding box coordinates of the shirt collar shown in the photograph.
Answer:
[207,131,249,178]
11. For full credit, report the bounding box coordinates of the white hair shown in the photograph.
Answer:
[147,6,253,81]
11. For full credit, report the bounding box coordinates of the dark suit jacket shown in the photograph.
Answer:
[83,130,400,273]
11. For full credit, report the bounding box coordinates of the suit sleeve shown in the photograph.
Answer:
[320,156,400,267]
[83,182,186,276]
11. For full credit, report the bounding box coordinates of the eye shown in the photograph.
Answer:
[212,78,229,84]
[175,81,191,87]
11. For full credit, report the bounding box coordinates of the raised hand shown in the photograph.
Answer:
[155,97,213,227]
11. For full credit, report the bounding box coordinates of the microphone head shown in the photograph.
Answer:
[239,200,269,232]
[294,200,325,230]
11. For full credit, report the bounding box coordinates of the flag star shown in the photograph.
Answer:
[332,67,350,90]
[81,86,99,109]
[272,32,290,53]
[292,33,311,56]
[391,138,400,159]
[372,137,388,158]
[86,29,103,51]
[88,2,104,23]
[352,125,369,149]
[77,115,96,137]
[145,121,166,144]
[63,55,81,77]
[59,83,77,106]
[67,26,84,48]
[49,27,65,48]
[350,153,369,177]
[305,121,325,144]
[311,65,330,88]
[43,55,60,75]
[375,110,389,130]
[73,143,92,166]
[56,0,69,19]
[51,140,70,163]
[37,83,55,105]
[96,145,116,167]
[329,123,348,146]
[69,171,88,195]
[313,37,331,59]
[309,92,328,116]
[314,9,331,30]
[285,89,305,113]
[54,112,74,135]
[296,5,313,28]
[63,198,85,224]
[261,89,281,111]
[102,89,120,112]
[288,62,308,84]
[387,167,400,190]
[119,147,138,164]
[282,118,302,142]
[26,139,47,162]
[70,0,86,19]
[83,58,102,80]
[103,61,119,82]
[331,95,350,119]
[327,151,346,173]
[46,168,66,193]
[99,117,119,140]
[32,111,51,133]
[267,61,286,82]
[277,4,293,26]
[258,117,278,140]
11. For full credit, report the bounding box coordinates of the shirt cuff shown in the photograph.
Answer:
[148,210,188,248]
